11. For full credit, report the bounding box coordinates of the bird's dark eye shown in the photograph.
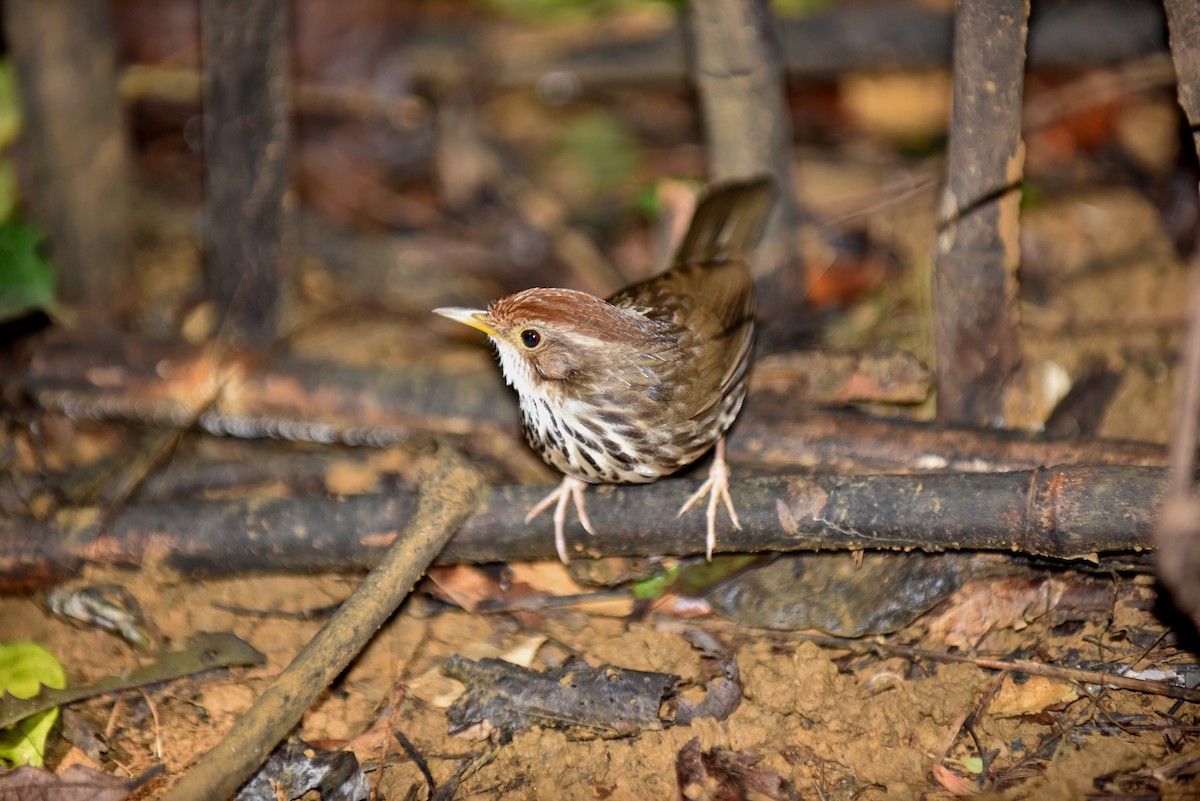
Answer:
[520,329,541,348]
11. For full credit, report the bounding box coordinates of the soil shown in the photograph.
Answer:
[3,564,1196,799]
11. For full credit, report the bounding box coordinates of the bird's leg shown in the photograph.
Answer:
[677,438,740,561]
[526,475,595,563]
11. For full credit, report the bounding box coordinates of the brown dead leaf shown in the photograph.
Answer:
[990,674,1081,718]
[0,764,159,801]
[676,736,803,801]
[404,668,466,709]
[426,563,592,615]
[927,578,1066,649]
[568,593,635,618]
[505,561,583,596]
[840,71,952,144]
[54,745,107,776]
[425,565,497,612]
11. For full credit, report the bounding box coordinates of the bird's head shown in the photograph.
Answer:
[435,288,668,400]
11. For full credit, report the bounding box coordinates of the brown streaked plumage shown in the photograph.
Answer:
[435,176,775,562]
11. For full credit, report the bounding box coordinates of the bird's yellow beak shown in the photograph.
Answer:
[433,306,500,338]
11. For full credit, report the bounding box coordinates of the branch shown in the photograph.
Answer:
[0,465,1164,590]
[4,0,130,314]
[201,0,289,346]
[932,0,1028,425]
[1156,0,1200,631]
[160,447,483,801]
[688,0,801,328]
[22,332,1165,478]
[118,3,1167,99]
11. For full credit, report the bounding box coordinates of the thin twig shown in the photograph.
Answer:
[393,728,436,793]
[160,447,483,801]
[967,676,1005,787]
[138,688,164,760]
[795,633,1200,703]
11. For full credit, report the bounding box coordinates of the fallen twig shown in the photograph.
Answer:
[0,632,264,730]
[159,447,483,801]
[796,633,1200,704]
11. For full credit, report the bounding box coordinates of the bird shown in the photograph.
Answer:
[435,176,775,563]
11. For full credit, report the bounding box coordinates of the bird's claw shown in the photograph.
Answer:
[527,475,594,563]
[677,439,740,561]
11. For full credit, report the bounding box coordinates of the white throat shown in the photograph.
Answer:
[493,340,548,402]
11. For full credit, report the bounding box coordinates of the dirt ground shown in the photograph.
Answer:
[2,556,1196,799]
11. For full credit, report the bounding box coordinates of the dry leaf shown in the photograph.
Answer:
[0,764,155,801]
[425,565,497,612]
[990,674,1080,718]
[927,578,1066,649]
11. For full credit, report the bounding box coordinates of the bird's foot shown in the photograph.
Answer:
[677,438,740,561]
[526,475,595,563]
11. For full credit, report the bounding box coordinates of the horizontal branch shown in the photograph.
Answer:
[24,332,1165,475]
[117,1,1166,104]
[0,465,1164,591]
[493,0,1164,84]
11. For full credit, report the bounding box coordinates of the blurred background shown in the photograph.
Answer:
[0,0,1189,451]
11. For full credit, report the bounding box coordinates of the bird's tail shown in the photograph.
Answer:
[673,175,777,266]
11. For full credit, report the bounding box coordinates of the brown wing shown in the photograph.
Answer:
[671,176,776,267]
[608,177,773,423]
[608,262,751,417]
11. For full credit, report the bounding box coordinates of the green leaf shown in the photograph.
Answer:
[0,642,66,768]
[0,219,55,322]
[631,563,680,600]
[631,554,765,601]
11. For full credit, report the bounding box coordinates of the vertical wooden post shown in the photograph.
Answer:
[4,0,130,316]
[932,0,1029,426]
[201,0,290,347]
[687,0,798,281]
[1165,0,1200,162]
[1155,0,1200,633]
